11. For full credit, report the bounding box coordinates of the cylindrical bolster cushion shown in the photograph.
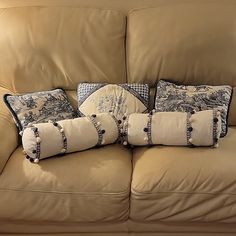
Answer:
[22,113,119,163]
[125,110,221,147]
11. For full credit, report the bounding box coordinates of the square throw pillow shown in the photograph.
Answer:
[77,83,149,122]
[4,88,76,132]
[155,80,232,137]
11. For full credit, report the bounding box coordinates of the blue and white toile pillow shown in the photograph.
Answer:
[154,80,232,137]
[77,83,149,122]
[4,89,76,132]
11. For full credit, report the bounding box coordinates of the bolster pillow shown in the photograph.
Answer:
[22,113,119,163]
[123,110,221,147]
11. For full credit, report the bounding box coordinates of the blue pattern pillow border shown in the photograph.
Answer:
[77,83,150,117]
[3,88,76,132]
[4,93,24,131]
[154,79,233,137]
[119,84,149,108]
[224,87,234,137]
[78,83,106,107]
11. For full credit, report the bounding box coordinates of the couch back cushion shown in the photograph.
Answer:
[127,2,236,125]
[0,7,126,93]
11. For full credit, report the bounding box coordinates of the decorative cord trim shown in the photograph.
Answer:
[186,112,192,146]
[27,126,41,163]
[122,115,129,146]
[53,122,67,154]
[213,109,219,147]
[147,114,153,145]
[123,115,129,144]
[88,116,103,146]
[34,128,41,161]
[110,114,121,143]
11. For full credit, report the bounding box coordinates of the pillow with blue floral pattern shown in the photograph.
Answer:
[4,88,76,133]
[155,80,232,137]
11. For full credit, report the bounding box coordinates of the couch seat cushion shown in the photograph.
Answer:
[0,144,132,222]
[131,127,236,223]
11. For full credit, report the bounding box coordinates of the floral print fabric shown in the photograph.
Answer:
[77,83,149,121]
[155,80,232,137]
[4,89,76,131]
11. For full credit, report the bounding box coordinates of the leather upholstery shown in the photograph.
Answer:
[0,144,132,222]
[0,88,18,174]
[131,127,236,223]
[1,0,236,12]
[127,3,236,125]
[0,7,126,93]
[2,220,236,235]
[65,90,78,110]
[0,1,236,234]
[127,3,236,86]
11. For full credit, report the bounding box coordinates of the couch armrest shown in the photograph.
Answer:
[0,88,18,174]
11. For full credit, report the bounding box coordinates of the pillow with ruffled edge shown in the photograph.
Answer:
[154,80,232,137]
[4,88,76,134]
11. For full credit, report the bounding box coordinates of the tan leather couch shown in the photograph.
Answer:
[1,1,236,235]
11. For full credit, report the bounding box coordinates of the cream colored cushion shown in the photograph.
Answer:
[2,220,236,236]
[0,7,126,93]
[127,3,236,125]
[126,111,221,147]
[127,3,236,86]
[131,127,236,223]
[22,113,119,162]
[0,88,18,174]
[0,144,132,222]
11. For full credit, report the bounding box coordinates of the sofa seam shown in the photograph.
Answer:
[0,187,130,196]
[0,6,126,16]
[131,189,236,197]
[125,13,130,83]
[128,1,236,16]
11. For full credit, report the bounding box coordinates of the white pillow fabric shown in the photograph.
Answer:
[123,110,221,147]
[22,113,119,163]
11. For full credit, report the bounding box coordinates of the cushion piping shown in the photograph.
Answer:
[0,187,130,196]
[131,188,236,197]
